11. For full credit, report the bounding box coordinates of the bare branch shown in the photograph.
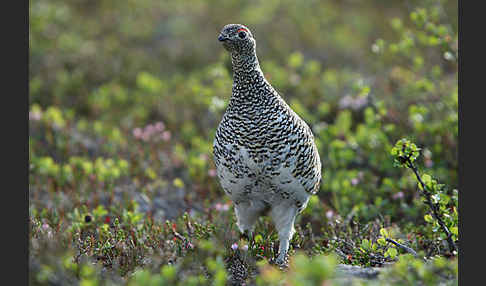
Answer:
[385,238,419,257]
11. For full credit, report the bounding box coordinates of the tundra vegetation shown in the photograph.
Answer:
[29,0,458,285]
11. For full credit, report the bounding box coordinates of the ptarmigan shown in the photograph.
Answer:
[213,24,322,265]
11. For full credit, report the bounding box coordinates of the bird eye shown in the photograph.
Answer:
[238,31,247,39]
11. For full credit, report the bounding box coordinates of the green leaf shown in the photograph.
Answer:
[377,238,386,246]
[380,228,389,238]
[254,234,263,244]
[161,265,176,280]
[418,181,424,191]
[422,174,432,185]
[361,239,370,250]
[288,52,304,69]
[385,247,398,259]
[450,227,458,236]
[424,214,434,223]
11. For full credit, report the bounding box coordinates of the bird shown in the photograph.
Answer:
[213,24,322,265]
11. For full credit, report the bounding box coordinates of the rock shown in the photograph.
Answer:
[332,264,383,285]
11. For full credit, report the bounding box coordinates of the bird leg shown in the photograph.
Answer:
[270,203,298,265]
[234,201,264,237]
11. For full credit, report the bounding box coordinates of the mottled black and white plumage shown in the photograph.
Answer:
[213,24,322,264]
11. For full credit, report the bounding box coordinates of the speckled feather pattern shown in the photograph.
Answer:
[213,24,322,264]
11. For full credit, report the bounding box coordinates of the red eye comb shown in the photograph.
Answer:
[237,28,248,33]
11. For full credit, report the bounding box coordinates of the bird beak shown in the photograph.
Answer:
[218,34,228,42]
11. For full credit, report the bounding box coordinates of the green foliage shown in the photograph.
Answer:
[391,138,421,167]
[29,0,457,284]
[257,252,338,286]
[379,254,458,285]
[392,138,458,255]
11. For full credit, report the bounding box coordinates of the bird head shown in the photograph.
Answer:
[218,24,255,55]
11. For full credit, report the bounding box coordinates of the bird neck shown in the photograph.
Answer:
[231,50,261,78]
[228,51,279,112]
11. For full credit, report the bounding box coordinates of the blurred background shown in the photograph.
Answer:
[29,0,458,283]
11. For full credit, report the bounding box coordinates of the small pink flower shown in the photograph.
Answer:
[132,128,143,139]
[141,132,150,142]
[393,191,404,200]
[161,131,171,141]
[351,178,359,186]
[29,110,42,121]
[214,203,223,211]
[145,124,155,136]
[154,122,165,132]
[231,243,238,250]
[214,202,230,212]
[42,223,50,231]
[199,154,208,162]
[187,242,194,249]
[208,169,217,177]
[326,210,334,219]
